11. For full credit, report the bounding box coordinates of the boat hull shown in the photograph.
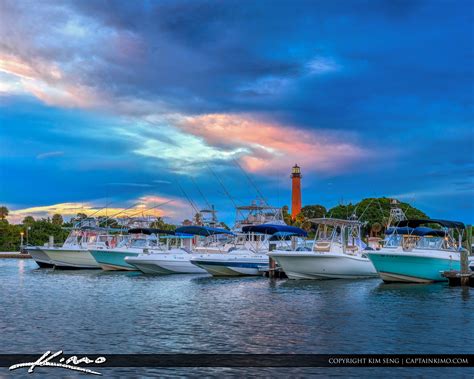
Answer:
[42,248,100,269]
[26,247,54,268]
[125,254,207,275]
[367,250,471,283]
[269,252,378,280]
[191,254,269,277]
[90,249,139,271]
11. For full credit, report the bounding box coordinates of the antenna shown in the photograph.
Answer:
[176,180,201,216]
[107,201,142,220]
[78,202,104,219]
[191,177,212,210]
[356,198,377,221]
[105,183,108,230]
[124,199,174,219]
[233,159,268,205]
[72,201,109,228]
[206,164,239,209]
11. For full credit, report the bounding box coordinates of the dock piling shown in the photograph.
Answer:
[467,224,473,255]
[443,224,473,287]
[268,243,276,279]
[461,225,472,286]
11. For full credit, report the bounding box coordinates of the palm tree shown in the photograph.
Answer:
[52,214,63,225]
[22,216,35,225]
[0,206,9,220]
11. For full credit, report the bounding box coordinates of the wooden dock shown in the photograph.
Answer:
[442,270,474,287]
[0,252,32,259]
[442,225,472,286]
[262,267,288,279]
[261,254,288,279]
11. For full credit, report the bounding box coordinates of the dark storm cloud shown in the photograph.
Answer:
[0,0,472,222]
[76,0,473,144]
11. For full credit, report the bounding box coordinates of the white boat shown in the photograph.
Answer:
[269,218,377,280]
[232,200,285,231]
[190,224,308,277]
[191,249,269,276]
[126,226,234,274]
[26,245,54,268]
[90,227,166,271]
[192,200,286,254]
[367,219,474,283]
[125,249,206,274]
[125,233,207,274]
[42,224,124,269]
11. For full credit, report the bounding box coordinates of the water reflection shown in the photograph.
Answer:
[460,286,471,301]
[18,259,25,274]
[1,259,473,377]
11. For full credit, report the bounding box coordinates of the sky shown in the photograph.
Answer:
[0,0,473,224]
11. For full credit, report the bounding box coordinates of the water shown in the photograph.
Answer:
[1,259,473,377]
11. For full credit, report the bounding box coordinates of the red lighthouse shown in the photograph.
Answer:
[291,164,302,219]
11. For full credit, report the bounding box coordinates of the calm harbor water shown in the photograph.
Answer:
[1,259,473,377]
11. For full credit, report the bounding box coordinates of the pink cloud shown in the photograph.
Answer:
[6,194,190,225]
[179,114,371,173]
[0,53,101,108]
[0,54,37,79]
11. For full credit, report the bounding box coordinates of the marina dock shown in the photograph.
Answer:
[442,271,474,287]
[0,252,31,259]
[442,225,472,286]
[261,260,288,279]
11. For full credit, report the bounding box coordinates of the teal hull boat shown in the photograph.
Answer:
[90,249,140,271]
[367,250,470,283]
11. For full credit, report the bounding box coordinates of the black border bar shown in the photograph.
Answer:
[1,354,474,368]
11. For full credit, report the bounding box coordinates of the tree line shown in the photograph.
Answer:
[0,207,179,251]
[284,197,429,236]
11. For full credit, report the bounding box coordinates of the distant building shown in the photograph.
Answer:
[291,164,302,219]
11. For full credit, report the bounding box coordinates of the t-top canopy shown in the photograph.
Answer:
[242,224,307,237]
[161,233,194,239]
[386,226,446,237]
[396,219,465,230]
[175,225,235,236]
[308,218,362,226]
[385,226,415,235]
[236,204,280,210]
[63,226,125,232]
[412,227,447,237]
[128,228,176,235]
[269,231,304,241]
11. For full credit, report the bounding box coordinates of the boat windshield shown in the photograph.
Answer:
[116,236,129,247]
[130,238,151,248]
[64,230,82,246]
[384,234,402,248]
[246,234,266,242]
[416,237,447,250]
[97,235,108,242]
[86,234,98,243]
[310,220,365,254]
[199,233,232,247]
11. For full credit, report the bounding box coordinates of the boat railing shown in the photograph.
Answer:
[43,242,65,248]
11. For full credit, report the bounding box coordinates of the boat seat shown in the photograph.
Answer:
[314,242,331,252]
